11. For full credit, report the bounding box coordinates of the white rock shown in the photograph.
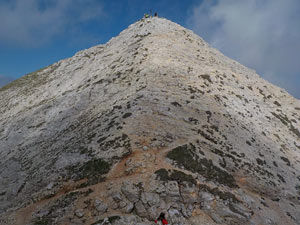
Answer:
[74,209,84,218]
[46,182,54,190]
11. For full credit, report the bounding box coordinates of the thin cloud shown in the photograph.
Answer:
[187,0,300,99]
[0,0,103,47]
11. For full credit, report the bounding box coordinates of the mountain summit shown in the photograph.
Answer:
[0,17,300,225]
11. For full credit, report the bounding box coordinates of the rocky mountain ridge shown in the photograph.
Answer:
[0,17,300,225]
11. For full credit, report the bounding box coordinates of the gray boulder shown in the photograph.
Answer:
[95,199,108,213]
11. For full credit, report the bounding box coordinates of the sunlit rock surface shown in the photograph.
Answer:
[0,17,299,225]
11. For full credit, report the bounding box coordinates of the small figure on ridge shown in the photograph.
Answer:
[155,212,168,225]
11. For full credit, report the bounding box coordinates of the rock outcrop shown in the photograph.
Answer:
[0,17,299,225]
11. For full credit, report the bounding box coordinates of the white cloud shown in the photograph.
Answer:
[187,0,300,99]
[0,0,103,46]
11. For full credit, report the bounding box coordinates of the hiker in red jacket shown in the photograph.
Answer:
[155,212,168,224]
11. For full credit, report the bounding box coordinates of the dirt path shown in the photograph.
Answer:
[9,136,191,225]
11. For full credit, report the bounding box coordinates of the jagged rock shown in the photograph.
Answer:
[265,218,277,225]
[147,205,160,220]
[125,159,137,175]
[95,199,108,213]
[140,192,147,205]
[112,192,123,203]
[101,218,111,225]
[109,199,119,210]
[214,204,245,220]
[119,201,127,208]
[210,213,224,224]
[199,191,215,203]
[135,201,148,217]
[180,182,199,204]
[238,191,256,208]
[229,203,253,219]
[74,208,84,218]
[121,181,141,203]
[34,210,50,218]
[149,179,166,194]
[166,181,180,199]
[142,192,160,207]
[124,202,134,214]
[179,203,194,218]
[168,208,181,217]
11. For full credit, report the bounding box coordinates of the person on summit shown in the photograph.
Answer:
[155,212,168,224]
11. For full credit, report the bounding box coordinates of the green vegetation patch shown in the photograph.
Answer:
[66,158,111,184]
[199,74,212,83]
[271,112,290,126]
[34,219,53,225]
[171,101,182,107]
[0,64,58,94]
[98,133,131,151]
[290,124,300,138]
[51,191,80,210]
[273,101,281,107]
[167,144,237,188]
[155,168,196,185]
[197,129,218,144]
[280,156,291,166]
[122,112,132,118]
[270,112,300,138]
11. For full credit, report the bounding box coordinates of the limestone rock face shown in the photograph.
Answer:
[0,17,300,225]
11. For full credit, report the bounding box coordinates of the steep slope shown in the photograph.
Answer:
[0,17,299,225]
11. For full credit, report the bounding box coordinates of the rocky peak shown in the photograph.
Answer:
[0,17,299,225]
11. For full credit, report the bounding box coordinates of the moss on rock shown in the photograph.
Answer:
[155,168,196,185]
[167,144,237,188]
[66,158,111,184]
[34,219,52,225]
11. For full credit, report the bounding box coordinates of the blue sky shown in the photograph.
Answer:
[0,0,299,99]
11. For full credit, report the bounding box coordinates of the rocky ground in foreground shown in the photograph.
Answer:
[0,17,300,225]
